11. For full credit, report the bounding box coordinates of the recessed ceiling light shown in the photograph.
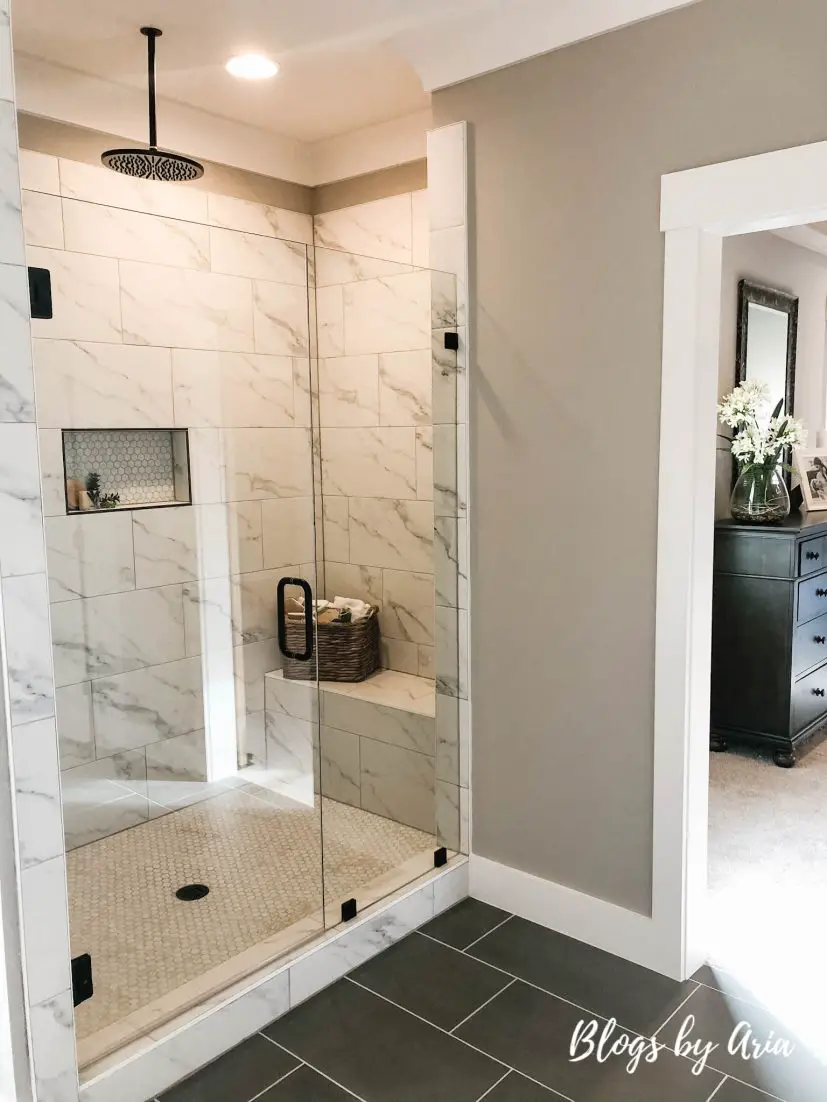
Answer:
[225,53,279,80]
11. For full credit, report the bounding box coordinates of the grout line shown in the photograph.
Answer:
[247,1061,303,1101]
[653,982,701,1037]
[259,1034,368,1101]
[450,978,516,1034]
[704,1077,729,1102]
[345,978,574,1100]
[472,1070,512,1101]
[462,914,514,952]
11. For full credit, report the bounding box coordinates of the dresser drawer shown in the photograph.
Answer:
[796,574,827,624]
[798,536,827,577]
[793,612,827,676]
[792,664,827,734]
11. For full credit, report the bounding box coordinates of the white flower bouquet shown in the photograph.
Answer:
[718,382,807,522]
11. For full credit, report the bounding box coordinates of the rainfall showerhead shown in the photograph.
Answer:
[101,28,204,183]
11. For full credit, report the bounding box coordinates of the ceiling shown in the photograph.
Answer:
[11,0,497,143]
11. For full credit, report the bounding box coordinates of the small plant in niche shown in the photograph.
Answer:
[85,472,120,510]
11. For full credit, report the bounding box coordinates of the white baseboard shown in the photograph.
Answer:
[469,855,675,977]
[80,859,468,1102]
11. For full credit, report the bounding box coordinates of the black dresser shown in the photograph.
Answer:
[711,512,827,767]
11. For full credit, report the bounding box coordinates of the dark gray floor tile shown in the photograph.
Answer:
[658,984,826,1102]
[419,899,511,950]
[714,1077,792,1101]
[456,979,722,1102]
[470,914,691,1034]
[350,931,511,1030]
[258,1063,355,1100]
[158,1033,299,1102]
[479,1069,560,1099]
[691,964,773,1009]
[263,977,504,1102]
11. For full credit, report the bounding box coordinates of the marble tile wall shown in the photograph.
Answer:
[312,191,439,678]
[20,150,317,845]
[0,21,78,1098]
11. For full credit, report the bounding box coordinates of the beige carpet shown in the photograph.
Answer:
[708,737,827,1056]
[68,786,433,1055]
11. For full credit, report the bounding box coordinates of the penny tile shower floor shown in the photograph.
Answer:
[67,781,434,1070]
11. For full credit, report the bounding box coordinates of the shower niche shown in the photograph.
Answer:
[61,427,191,513]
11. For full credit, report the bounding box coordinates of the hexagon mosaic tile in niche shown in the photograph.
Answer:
[62,428,190,509]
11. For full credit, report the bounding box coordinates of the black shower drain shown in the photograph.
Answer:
[176,883,209,902]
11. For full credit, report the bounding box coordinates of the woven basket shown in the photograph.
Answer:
[282,606,381,682]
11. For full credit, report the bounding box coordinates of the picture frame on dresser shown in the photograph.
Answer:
[793,449,827,512]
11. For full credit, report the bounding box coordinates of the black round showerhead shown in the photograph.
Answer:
[102,28,204,183]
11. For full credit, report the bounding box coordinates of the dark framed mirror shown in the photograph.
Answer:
[735,279,799,486]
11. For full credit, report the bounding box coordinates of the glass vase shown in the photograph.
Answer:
[730,463,790,524]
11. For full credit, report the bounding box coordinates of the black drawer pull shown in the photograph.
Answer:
[813,688,826,698]
[816,589,827,598]
[807,551,821,561]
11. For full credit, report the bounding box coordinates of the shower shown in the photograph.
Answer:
[101,27,204,182]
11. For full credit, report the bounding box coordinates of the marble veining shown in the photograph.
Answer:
[0,423,46,577]
[172,350,295,428]
[27,245,122,344]
[343,272,431,357]
[348,497,434,573]
[223,428,313,501]
[55,681,96,768]
[62,198,211,270]
[45,513,135,602]
[320,427,417,500]
[210,228,307,284]
[0,261,36,421]
[58,157,208,223]
[12,717,63,870]
[92,657,204,755]
[29,990,77,1102]
[34,339,174,428]
[379,350,432,427]
[313,194,413,266]
[380,568,435,645]
[3,573,55,724]
[207,193,312,245]
[314,247,411,288]
[133,508,198,588]
[20,190,64,249]
[0,102,25,266]
[252,281,309,356]
[318,356,379,428]
[360,737,435,835]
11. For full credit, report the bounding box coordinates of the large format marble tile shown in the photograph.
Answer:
[21,189,64,249]
[64,791,150,850]
[433,423,459,517]
[61,748,148,810]
[210,227,307,283]
[314,194,413,264]
[207,193,312,245]
[62,198,210,269]
[33,339,174,428]
[435,516,459,608]
[0,261,36,421]
[314,285,345,358]
[320,725,360,807]
[233,638,279,715]
[435,693,460,785]
[59,157,209,223]
[227,500,264,574]
[20,856,72,1006]
[415,425,434,501]
[19,150,60,195]
[360,738,435,833]
[120,261,254,351]
[182,576,234,658]
[92,656,204,754]
[38,429,66,517]
[322,692,435,757]
[223,427,313,501]
[144,729,209,804]
[381,568,435,644]
[27,246,122,344]
[11,717,63,870]
[0,423,46,577]
[252,280,309,356]
[314,247,410,287]
[343,271,430,357]
[29,990,77,1102]
[231,567,305,645]
[133,507,198,588]
[187,427,226,505]
[261,496,315,569]
[45,512,135,602]
[172,349,295,428]
[55,680,95,768]
[379,349,432,426]
[0,102,24,266]
[323,561,382,606]
[318,355,379,427]
[348,497,434,572]
[264,708,316,807]
[320,427,417,499]
[3,573,56,724]
[52,584,186,682]
[322,497,350,563]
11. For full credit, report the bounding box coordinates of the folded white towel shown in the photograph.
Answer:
[332,596,370,621]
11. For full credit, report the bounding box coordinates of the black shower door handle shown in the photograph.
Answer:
[277,577,314,661]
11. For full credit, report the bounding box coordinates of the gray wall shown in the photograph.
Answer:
[433,0,827,914]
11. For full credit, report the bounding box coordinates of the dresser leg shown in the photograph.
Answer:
[710,734,728,753]
[772,748,796,768]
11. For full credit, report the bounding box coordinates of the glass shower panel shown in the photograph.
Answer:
[311,246,460,925]
[22,184,326,1072]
